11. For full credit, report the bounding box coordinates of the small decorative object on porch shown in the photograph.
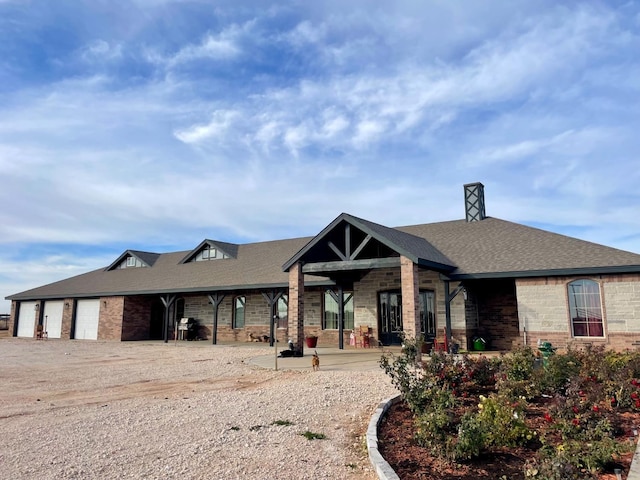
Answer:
[305,335,318,348]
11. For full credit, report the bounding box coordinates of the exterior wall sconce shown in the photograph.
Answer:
[64,302,70,309]
[34,304,39,311]
[103,300,107,307]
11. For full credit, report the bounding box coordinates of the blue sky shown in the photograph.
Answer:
[1,0,640,312]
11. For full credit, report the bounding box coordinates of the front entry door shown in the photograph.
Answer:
[379,292,403,345]
[379,290,436,346]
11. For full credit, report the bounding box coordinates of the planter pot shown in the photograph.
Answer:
[305,336,318,348]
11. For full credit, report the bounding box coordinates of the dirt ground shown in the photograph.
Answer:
[0,338,397,479]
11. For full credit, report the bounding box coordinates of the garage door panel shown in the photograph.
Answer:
[17,302,37,337]
[75,300,100,340]
[43,301,64,339]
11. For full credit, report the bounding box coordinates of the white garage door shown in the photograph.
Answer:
[17,301,37,337]
[43,301,64,339]
[74,299,100,340]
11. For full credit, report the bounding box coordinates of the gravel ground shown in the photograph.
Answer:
[0,339,397,480]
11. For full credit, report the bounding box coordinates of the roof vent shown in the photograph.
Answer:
[464,182,486,222]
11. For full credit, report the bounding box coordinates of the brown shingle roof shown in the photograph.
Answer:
[8,237,324,301]
[400,217,640,277]
[7,216,640,301]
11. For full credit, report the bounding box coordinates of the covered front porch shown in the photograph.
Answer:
[283,213,464,355]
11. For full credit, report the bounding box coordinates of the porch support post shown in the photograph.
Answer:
[444,282,465,353]
[207,293,225,345]
[288,262,305,355]
[262,290,283,347]
[444,281,453,353]
[400,256,420,340]
[160,294,177,343]
[337,285,344,350]
[326,286,345,350]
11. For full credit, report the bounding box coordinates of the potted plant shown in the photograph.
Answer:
[305,335,318,348]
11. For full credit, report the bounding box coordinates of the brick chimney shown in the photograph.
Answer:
[464,182,486,222]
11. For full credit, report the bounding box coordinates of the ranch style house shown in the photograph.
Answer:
[6,183,640,355]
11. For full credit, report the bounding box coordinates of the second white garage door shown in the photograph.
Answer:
[74,299,100,340]
[43,301,64,339]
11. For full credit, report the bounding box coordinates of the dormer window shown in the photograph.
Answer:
[106,250,158,271]
[114,255,145,269]
[194,245,217,262]
[179,240,238,264]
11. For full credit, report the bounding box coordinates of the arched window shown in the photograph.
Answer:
[568,279,604,337]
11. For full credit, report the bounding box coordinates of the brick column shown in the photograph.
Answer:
[401,256,420,340]
[9,300,17,337]
[288,262,305,355]
[61,299,74,339]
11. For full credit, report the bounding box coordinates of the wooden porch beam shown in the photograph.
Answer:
[302,257,400,273]
[350,234,372,261]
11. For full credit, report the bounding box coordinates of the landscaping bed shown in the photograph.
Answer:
[378,343,640,479]
[379,399,638,479]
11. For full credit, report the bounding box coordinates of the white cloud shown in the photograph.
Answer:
[160,21,255,68]
[80,40,123,62]
[174,110,240,144]
[1,1,640,313]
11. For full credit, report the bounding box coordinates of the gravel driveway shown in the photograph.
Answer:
[0,339,397,479]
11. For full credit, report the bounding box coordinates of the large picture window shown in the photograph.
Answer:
[323,291,354,330]
[233,296,245,329]
[568,279,604,337]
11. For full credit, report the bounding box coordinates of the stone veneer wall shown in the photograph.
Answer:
[516,274,640,351]
[353,267,465,346]
[178,289,324,344]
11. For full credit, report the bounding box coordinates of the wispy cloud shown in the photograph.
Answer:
[0,1,639,310]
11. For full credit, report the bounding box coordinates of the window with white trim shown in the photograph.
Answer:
[568,279,604,337]
[194,245,217,261]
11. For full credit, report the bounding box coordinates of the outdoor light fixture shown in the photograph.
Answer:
[34,304,39,311]
[64,302,70,308]
[103,300,107,307]
[462,287,468,301]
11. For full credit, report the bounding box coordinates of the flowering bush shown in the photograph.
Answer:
[380,342,637,478]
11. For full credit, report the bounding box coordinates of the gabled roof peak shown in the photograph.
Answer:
[106,250,160,271]
[282,212,456,273]
[179,239,239,264]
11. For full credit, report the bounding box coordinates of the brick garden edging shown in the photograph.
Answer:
[367,394,402,480]
[368,394,640,480]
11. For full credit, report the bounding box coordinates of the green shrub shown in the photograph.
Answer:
[475,394,533,448]
[380,338,434,415]
[497,347,540,399]
[539,352,581,395]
